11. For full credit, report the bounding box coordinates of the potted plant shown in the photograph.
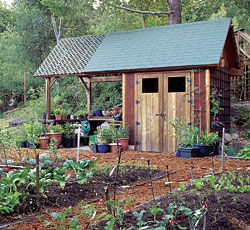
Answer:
[36,123,49,149]
[80,120,90,146]
[169,118,199,158]
[194,132,212,157]
[107,123,121,153]
[54,95,63,105]
[118,122,130,151]
[63,122,75,148]
[47,125,64,147]
[94,126,112,153]
[206,132,220,155]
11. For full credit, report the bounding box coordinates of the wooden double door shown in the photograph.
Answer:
[134,71,191,152]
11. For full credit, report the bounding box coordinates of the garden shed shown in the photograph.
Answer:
[34,18,241,153]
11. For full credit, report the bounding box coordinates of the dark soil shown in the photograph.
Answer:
[0,166,164,225]
[96,171,250,230]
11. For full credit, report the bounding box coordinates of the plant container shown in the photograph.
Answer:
[55,100,62,105]
[80,136,89,146]
[72,137,77,148]
[47,132,63,147]
[179,146,199,159]
[67,115,71,119]
[21,141,27,148]
[176,148,181,157]
[194,144,210,157]
[43,112,46,119]
[38,136,49,149]
[110,143,121,153]
[55,115,62,120]
[64,137,72,148]
[97,144,109,153]
[118,138,130,151]
[82,114,88,119]
[210,140,220,155]
[103,97,110,102]
[51,114,55,120]
[92,143,98,153]
[94,109,102,116]
[62,115,67,120]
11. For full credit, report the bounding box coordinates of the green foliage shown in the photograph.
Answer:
[48,125,64,133]
[118,122,130,139]
[63,122,76,139]
[235,107,250,127]
[238,144,250,159]
[242,129,250,140]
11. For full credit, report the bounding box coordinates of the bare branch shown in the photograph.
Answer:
[103,0,172,15]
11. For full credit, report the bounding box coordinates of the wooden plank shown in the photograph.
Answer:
[81,75,122,83]
[134,74,139,150]
[122,74,126,124]
[45,77,51,119]
[205,69,210,133]
[49,77,58,89]
[230,68,243,76]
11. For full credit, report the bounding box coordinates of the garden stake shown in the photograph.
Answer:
[113,127,122,215]
[35,153,40,201]
[105,186,112,214]
[190,157,194,185]
[147,160,155,201]
[166,165,172,192]
[77,126,80,162]
[221,127,225,172]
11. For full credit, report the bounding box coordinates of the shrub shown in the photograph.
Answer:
[235,107,250,126]
[238,144,250,159]
[242,129,250,140]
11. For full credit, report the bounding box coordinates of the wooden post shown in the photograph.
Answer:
[79,77,92,113]
[205,69,210,133]
[45,77,51,119]
[24,72,27,105]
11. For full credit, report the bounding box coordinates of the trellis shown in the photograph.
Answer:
[231,30,250,101]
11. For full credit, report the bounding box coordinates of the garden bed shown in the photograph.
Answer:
[0,149,250,229]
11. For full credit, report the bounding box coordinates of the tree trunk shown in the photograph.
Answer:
[167,0,181,25]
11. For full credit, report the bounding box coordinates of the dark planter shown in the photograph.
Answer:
[92,143,98,153]
[94,109,102,116]
[26,142,34,148]
[80,136,89,146]
[194,144,210,157]
[97,144,109,153]
[21,141,27,148]
[51,114,55,120]
[67,115,71,119]
[72,137,77,148]
[64,137,73,148]
[179,146,199,159]
[176,148,181,157]
[210,140,220,155]
[43,112,46,119]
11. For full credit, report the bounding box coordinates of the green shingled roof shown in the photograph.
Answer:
[34,18,232,77]
[34,35,105,77]
[83,18,231,73]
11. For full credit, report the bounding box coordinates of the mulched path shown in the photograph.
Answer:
[0,147,250,229]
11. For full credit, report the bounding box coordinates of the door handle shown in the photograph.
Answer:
[156,114,166,120]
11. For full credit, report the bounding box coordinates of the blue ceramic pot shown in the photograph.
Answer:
[97,144,109,153]
[94,109,102,116]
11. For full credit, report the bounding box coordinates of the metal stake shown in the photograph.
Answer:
[147,160,155,201]
[166,165,172,192]
[221,128,225,172]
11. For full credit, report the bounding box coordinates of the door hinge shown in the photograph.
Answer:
[136,141,140,146]
[136,100,141,104]
[136,121,140,126]
[136,80,140,85]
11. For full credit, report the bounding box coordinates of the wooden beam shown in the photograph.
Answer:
[79,77,92,113]
[205,69,210,133]
[122,73,126,123]
[240,47,250,59]
[45,77,51,119]
[91,82,99,91]
[81,75,122,83]
[230,68,243,76]
[49,77,58,89]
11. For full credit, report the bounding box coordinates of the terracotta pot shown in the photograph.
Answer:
[62,115,67,120]
[55,115,62,120]
[38,136,49,149]
[103,97,110,102]
[55,100,62,105]
[110,143,121,153]
[47,132,63,147]
[118,138,130,151]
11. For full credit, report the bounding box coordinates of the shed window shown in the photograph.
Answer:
[142,78,158,93]
[168,77,186,92]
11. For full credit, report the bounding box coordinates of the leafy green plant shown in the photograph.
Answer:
[210,88,223,130]
[0,191,21,214]
[235,107,250,126]
[132,210,147,228]
[63,122,76,138]
[238,144,250,159]
[242,129,250,140]
[63,159,98,184]
[48,138,58,159]
[48,125,64,133]
[105,198,133,225]
[118,122,130,138]
[54,167,70,190]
